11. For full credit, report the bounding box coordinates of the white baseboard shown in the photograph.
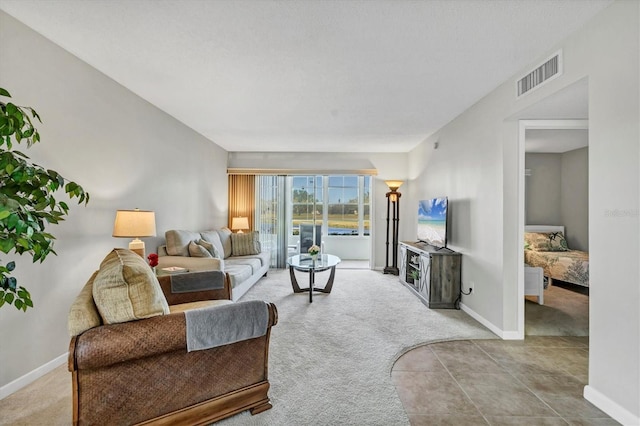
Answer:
[584,385,640,425]
[0,352,67,400]
[459,303,523,340]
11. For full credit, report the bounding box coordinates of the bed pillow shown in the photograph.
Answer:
[525,232,569,251]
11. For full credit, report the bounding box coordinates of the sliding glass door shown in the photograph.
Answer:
[254,174,371,267]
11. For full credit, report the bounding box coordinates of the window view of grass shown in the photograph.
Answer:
[291,175,370,236]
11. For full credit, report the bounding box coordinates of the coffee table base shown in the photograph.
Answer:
[289,265,337,303]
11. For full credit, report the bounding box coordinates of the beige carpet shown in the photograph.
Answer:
[0,268,495,425]
[525,281,589,336]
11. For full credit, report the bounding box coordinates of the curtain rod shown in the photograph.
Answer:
[227,168,378,176]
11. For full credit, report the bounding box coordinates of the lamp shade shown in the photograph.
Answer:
[384,180,404,191]
[112,209,156,238]
[231,216,250,232]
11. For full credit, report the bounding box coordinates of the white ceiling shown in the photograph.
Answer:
[526,129,589,153]
[0,0,611,153]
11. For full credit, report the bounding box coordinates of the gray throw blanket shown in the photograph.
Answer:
[184,300,269,352]
[170,270,225,293]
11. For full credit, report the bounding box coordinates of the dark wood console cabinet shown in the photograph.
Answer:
[399,241,461,309]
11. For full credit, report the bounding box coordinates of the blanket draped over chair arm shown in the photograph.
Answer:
[69,302,278,426]
[69,302,278,370]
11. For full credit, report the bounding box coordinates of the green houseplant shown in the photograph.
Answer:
[0,88,89,311]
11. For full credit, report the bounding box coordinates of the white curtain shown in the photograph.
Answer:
[255,175,287,268]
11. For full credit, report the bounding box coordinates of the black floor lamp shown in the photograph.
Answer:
[383,180,403,275]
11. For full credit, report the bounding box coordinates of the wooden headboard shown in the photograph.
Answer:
[525,225,565,234]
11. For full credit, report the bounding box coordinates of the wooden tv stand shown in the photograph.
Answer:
[399,241,462,309]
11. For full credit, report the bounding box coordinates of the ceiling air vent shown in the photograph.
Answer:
[516,50,562,98]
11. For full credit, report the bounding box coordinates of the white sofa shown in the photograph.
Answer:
[157,228,270,301]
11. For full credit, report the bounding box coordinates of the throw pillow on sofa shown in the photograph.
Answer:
[165,230,201,256]
[196,239,221,258]
[231,231,261,256]
[189,241,213,258]
[92,248,169,324]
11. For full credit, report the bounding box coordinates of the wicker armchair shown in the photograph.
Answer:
[67,251,278,426]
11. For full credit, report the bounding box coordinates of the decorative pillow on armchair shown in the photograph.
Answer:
[525,232,569,251]
[68,271,103,337]
[231,231,261,256]
[93,248,169,324]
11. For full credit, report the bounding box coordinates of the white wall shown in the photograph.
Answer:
[525,147,589,251]
[229,151,409,268]
[0,11,229,390]
[407,1,638,422]
[525,153,563,226]
[560,147,589,251]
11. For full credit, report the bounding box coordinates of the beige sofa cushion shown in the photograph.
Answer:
[165,230,201,256]
[231,231,261,256]
[93,249,169,324]
[200,231,225,259]
[216,227,233,258]
[68,271,103,337]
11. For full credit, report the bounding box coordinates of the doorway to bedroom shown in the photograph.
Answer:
[523,124,589,336]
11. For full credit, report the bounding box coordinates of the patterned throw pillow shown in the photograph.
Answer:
[525,232,569,251]
[231,231,261,256]
[189,241,213,258]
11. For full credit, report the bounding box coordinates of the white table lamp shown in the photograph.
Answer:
[113,209,156,258]
[231,217,250,233]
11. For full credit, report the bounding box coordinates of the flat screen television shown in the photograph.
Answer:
[417,197,448,248]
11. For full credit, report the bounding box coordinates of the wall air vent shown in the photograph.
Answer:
[516,50,563,98]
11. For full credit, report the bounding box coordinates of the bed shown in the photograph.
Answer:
[524,225,589,288]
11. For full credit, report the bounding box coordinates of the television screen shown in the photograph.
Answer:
[417,197,448,248]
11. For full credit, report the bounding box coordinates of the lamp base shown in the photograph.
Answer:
[129,238,145,258]
[383,266,399,275]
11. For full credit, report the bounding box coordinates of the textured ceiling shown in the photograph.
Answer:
[0,0,611,152]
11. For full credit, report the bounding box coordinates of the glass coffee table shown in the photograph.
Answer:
[287,254,341,303]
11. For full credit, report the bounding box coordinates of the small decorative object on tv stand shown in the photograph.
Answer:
[399,241,462,309]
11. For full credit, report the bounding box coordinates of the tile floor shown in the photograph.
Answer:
[391,336,618,425]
